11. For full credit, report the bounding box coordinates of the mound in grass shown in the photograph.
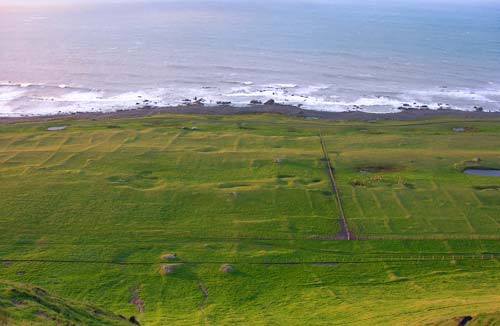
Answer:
[219,264,234,273]
[159,264,180,275]
[0,280,133,326]
[161,253,177,260]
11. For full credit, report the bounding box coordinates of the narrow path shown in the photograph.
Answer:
[319,134,353,240]
[197,278,209,326]
[198,279,209,308]
[129,286,145,314]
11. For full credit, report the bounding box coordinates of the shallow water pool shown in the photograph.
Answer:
[464,168,500,177]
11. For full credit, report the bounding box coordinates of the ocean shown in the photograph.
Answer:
[1,0,499,116]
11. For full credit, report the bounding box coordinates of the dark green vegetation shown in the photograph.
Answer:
[0,114,499,325]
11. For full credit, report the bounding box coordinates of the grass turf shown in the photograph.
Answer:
[0,113,499,325]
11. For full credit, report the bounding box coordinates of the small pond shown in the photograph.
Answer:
[464,168,500,177]
[47,126,67,131]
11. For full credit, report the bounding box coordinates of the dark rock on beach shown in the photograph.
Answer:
[3,101,500,125]
[399,104,431,111]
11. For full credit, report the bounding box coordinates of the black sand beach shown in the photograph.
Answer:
[2,103,500,124]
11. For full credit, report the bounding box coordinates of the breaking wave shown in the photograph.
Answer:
[0,81,499,117]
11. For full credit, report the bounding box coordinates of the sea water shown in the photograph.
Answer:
[0,0,499,116]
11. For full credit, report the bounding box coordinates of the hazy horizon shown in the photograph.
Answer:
[4,0,500,6]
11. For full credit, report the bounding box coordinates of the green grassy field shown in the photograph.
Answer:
[0,113,499,325]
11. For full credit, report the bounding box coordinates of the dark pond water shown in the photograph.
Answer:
[464,168,500,177]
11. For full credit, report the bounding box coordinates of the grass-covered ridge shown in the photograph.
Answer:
[0,280,132,325]
[0,113,499,325]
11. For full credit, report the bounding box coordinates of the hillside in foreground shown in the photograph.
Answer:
[0,280,133,326]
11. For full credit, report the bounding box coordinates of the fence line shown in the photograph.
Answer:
[1,255,498,267]
[319,133,353,240]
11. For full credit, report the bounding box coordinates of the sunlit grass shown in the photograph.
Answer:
[0,114,499,325]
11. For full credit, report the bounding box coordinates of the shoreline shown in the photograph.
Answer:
[2,103,500,123]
